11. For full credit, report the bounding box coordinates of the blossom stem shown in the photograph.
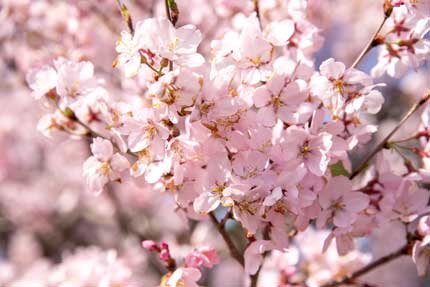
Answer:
[208,212,244,266]
[350,14,388,69]
[164,0,172,23]
[391,132,423,144]
[164,0,175,71]
[350,92,430,179]
[252,0,262,28]
[321,244,408,287]
[115,0,134,34]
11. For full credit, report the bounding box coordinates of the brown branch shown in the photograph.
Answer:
[219,208,232,228]
[321,244,408,287]
[350,92,430,179]
[209,212,244,266]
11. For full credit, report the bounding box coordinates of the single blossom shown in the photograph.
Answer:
[82,138,129,195]
[185,246,219,269]
[282,126,333,176]
[412,235,430,276]
[317,176,369,228]
[244,240,274,275]
[141,17,205,67]
[166,267,201,287]
[26,66,57,100]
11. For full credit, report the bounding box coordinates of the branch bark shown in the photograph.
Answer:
[208,212,244,266]
[350,92,430,179]
[321,244,408,287]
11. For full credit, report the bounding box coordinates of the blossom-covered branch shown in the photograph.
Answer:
[350,91,430,179]
[321,244,409,287]
[2,0,429,286]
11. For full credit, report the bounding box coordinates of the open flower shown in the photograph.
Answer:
[317,176,369,228]
[83,138,129,195]
[185,246,219,269]
[141,18,204,67]
[413,235,430,277]
[244,240,274,275]
[26,66,57,100]
[283,126,333,176]
[166,267,201,287]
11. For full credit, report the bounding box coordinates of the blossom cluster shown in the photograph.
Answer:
[9,0,430,285]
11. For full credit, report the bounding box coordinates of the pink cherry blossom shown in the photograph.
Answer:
[185,246,219,269]
[26,66,57,100]
[82,137,129,195]
[317,176,369,228]
[282,126,333,176]
[412,235,430,276]
[166,267,201,287]
[244,240,274,275]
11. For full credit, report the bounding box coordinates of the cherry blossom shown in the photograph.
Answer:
[166,267,201,287]
[412,236,430,276]
[317,176,369,228]
[12,0,430,286]
[82,137,129,195]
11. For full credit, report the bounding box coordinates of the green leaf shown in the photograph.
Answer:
[330,161,350,177]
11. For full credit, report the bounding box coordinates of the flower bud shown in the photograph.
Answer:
[142,240,159,251]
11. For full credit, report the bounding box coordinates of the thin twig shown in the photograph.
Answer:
[164,0,172,23]
[115,0,134,34]
[253,0,262,28]
[321,244,408,287]
[164,0,175,71]
[350,92,430,179]
[350,15,388,69]
[209,212,244,266]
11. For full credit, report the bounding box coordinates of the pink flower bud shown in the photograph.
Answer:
[159,241,169,250]
[142,240,159,252]
[159,249,171,262]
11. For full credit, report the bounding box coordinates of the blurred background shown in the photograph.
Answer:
[0,0,429,286]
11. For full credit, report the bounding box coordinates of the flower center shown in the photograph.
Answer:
[168,37,180,51]
[250,56,261,66]
[211,185,224,195]
[100,162,111,176]
[332,201,346,210]
[334,79,344,94]
[301,143,311,154]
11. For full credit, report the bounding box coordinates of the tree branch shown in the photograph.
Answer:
[349,1,392,69]
[350,92,430,179]
[321,244,408,287]
[209,212,244,266]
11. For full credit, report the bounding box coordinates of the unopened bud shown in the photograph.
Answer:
[160,241,169,250]
[112,57,119,68]
[141,55,147,64]
[383,0,393,17]
[160,58,169,68]
[159,249,170,261]
[372,35,385,46]
[142,240,159,251]
[63,107,76,120]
